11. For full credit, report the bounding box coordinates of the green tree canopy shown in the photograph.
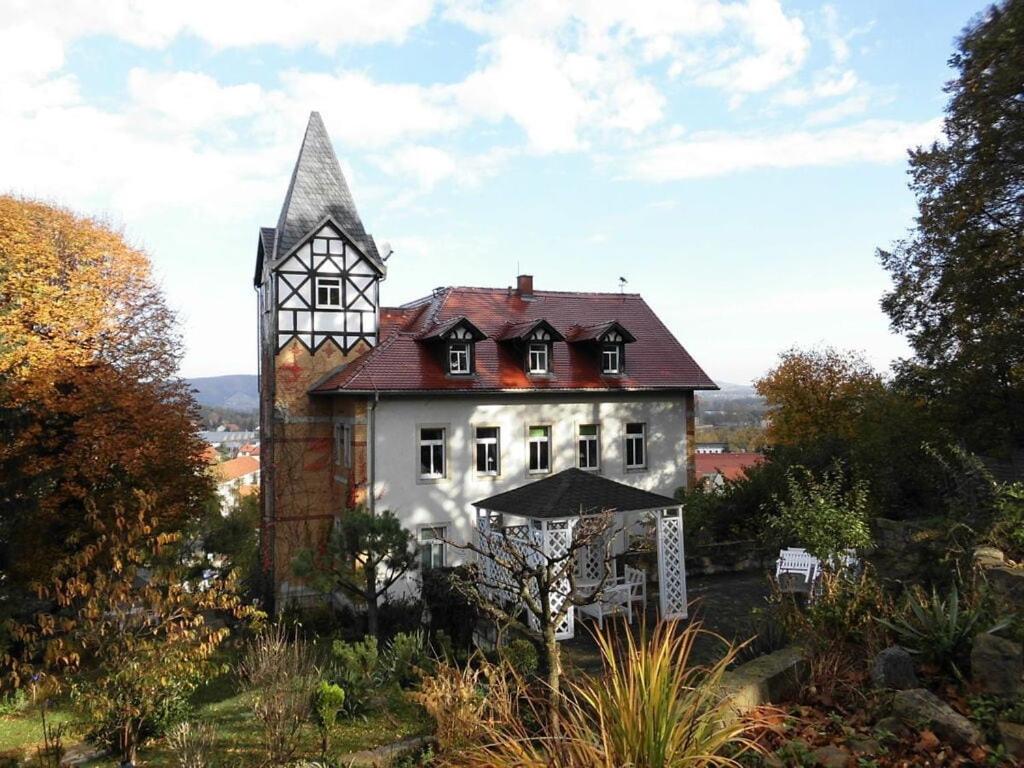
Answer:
[878,0,1024,451]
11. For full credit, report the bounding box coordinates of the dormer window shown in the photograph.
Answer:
[601,330,624,374]
[526,328,554,375]
[317,277,341,307]
[446,326,475,375]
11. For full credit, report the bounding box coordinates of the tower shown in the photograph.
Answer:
[254,112,384,608]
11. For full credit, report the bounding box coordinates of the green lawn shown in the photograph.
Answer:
[0,672,432,766]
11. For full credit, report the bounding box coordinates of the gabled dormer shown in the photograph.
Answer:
[568,321,637,375]
[419,316,487,375]
[498,319,565,376]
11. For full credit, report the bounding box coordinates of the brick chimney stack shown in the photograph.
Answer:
[516,274,534,299]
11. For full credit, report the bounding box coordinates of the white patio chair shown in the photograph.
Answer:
[622,565,647,617]
[775,548,820,597]
[578,582,633,629]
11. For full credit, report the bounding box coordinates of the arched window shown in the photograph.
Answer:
[447,326,475,375]
[601,330,624,374]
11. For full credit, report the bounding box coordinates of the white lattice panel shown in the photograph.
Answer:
[657,507,688,620]
[545,520,575,640]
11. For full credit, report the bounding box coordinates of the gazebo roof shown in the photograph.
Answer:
[472,468,679,519]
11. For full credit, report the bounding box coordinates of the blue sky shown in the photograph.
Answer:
[1,0,988,384]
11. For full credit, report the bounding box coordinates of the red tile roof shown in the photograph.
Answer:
[695,452,765,482]
[216,455,261,482]
[313,286,716,394]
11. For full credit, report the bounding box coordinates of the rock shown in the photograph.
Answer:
[810,745,851,768]
[845,734,881,754]
[721,646,810,712]
[971,633,1023,697]
[59,743,106,767]
[874,715,911,740]
[998,721,1024,761]
[892,688,982,747]
[872,646,919,690]
[974,545,1005,567]
[987,565,1024,603]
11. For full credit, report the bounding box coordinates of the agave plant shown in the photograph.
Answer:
[877,583,1012,680]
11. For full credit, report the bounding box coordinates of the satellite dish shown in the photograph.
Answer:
[381,241,394,262]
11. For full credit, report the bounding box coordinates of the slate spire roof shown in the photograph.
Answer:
[256,112,379,285]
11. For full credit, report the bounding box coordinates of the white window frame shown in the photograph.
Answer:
[527,342,550,374]
[418,525,447,570]
[316,276,342,308]
[578,424,600,470]
[418,427,446,480]
[625,422,646,470]
[601,343,621,374]
[449,342,471,374]
[475,426,500,476]
[527,425,551,475]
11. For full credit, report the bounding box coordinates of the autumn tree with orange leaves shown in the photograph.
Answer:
[0,196,213,622]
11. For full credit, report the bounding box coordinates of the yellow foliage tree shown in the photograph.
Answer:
[755,347,885,446]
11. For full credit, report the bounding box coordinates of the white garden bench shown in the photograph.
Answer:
[578,582,633,629]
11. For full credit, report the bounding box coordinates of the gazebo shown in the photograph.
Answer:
[472,468,687,640]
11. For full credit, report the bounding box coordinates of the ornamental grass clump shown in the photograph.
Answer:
[436,620,768,768]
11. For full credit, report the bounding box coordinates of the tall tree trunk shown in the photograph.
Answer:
[543,620,562,737]
[365,571,379,638]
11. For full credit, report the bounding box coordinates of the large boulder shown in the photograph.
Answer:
[998,721,1024,762]
[872,646,919,690]
[721,646,810,711]
[809,745,851,768]
[970,633,1023,697]
[892,688,982,747]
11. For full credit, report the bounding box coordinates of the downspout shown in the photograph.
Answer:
[368,392,378,515]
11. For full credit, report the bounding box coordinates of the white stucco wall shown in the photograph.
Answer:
[371,392,690,567]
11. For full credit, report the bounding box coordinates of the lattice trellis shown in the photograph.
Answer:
[656,507,688,620]
[544,520,575,640]
[575,531,607,586]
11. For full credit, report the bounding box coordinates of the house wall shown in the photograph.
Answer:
[371,391,691,565]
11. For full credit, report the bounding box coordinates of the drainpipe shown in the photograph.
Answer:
[368,392,378,515]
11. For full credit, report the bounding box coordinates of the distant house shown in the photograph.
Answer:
[238,443,260,457]
[695,452,764,489]
[215,455,261,511]
[696,442,730,454]
[200,430,257,449]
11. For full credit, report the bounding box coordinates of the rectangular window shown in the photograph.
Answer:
[419,427,446,479]
[528,426,551,474]
[625,423,646,469]
[528,343,549,374]
[601,344,620,373]
[419,526,446,570]
[578,424,600,470]
[334,422,351,467]
[475,427,500,475]
[317,277,341,307]
[449,342,471,374]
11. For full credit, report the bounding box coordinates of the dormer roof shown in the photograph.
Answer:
[417,315,487,342]
[496,318,566,342]
[567,320,637,343]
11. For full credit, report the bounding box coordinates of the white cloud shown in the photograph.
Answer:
[128,70,264,131]
[628,118,943,180]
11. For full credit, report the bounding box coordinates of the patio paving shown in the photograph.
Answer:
[562,569,774,672]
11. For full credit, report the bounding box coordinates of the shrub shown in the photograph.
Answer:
[383,631,428,688]
[237,625,317,766]
[311,681,345,757]
[436,622,769,767]
[877,582,1011,679]
[421,566,481,654]
[378,596,425,640]
[414,657,491,753]
[989,482,1024,560]
[499,638,539,678]
[165,721,215,768]
[768,462,872,564]
[330,636,382,715]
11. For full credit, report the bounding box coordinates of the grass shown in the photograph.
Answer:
[0,671,431,766]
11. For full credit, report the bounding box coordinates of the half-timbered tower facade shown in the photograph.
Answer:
[256,112,716,608]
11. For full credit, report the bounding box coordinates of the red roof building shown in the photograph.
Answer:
[695,452,765,485]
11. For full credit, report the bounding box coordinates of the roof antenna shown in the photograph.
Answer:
[618,276,628,294]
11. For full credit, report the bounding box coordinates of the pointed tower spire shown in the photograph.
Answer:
[275,111,379,264]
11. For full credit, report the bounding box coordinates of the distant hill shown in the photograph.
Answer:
[186,375,258,410]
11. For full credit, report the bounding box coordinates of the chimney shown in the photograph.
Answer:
[516,274,534,299]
